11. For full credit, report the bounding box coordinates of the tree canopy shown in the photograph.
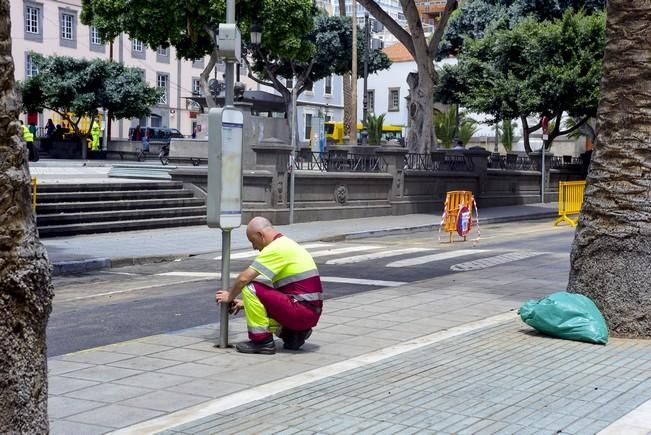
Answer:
[436,9,605,152]
[439,0,606,57]
[18,55,160,157]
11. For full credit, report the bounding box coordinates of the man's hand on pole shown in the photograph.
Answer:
[215,290,234,304]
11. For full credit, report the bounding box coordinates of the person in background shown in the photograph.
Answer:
[91,121,102,151]
[20,120,36,161]
[453,139,465,150]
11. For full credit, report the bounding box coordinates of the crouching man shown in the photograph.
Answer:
[216,217,323,354]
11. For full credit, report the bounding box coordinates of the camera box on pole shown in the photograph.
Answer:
[207,107,243,230]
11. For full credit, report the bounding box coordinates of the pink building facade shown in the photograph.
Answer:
[11,0,254,140]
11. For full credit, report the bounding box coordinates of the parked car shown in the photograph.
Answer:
[129,127,184,142]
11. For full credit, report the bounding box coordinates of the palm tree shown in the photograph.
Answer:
[0,0,53,430]
[567,0,651,337]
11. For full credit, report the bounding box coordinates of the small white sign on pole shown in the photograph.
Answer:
[207,107,243,229]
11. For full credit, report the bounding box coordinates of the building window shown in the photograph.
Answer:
[304,113,313,141]
[367,90,375,114]
[90,26,102,45]
[132,39,144,52]
[286,77,293,89]
[26,54,39,78]
[325,75,332,96]
[24,3,42,42]
[58,9,77,48]
[25,6,39,34]
[131,39,145,59]
[191,78,201,95]
[157,73,169,105]
[60,13,73,40]
[304,81,313,93]
[156,46,170,63]
[388,88,400,112]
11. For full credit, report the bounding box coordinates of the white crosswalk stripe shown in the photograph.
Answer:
[309,245,383,258]
[326,248,436,265]
[450,251,545,271]
[156,272,405,287]
[214,242,333,260]
[386,250,488,268]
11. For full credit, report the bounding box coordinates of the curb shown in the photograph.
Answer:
[52,254,189,276]
[50,211,557,276]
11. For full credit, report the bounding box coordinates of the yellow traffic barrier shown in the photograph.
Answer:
[32,176,37,211]
[439,190,479,243]
[554,180,585,227]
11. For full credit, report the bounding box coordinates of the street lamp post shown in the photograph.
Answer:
[361,12,370,145]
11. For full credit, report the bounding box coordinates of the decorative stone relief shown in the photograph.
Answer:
[334,184,348,204]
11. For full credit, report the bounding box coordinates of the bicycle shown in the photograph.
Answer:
[136,148,147,162]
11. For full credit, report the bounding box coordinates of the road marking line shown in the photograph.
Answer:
[450,251,545,271]
[309,245,383,258]
[320,277,406,287]
[111,311,518,435]
[156,272,406,288]
[57,277,228,302]
[386,250,488,268]
[214,243,333,260]
[326,248,436,265]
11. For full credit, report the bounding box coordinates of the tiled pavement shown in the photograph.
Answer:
[47,251,651,435]
[159,321,651,435]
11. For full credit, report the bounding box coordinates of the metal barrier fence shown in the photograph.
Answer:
[487,153,535,170]
[32,176,37,210]
[550,155,584,171]
[404,153,474,172]
[554,180,586,227]
[294,151,387,172]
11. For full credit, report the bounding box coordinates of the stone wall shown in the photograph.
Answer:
[169,143,586,225]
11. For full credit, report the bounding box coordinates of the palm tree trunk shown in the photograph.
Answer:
[0,1,53,431]
[338,0,352,139]
[567,0,651,337]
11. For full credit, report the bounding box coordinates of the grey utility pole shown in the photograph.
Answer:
[361,12,370,145]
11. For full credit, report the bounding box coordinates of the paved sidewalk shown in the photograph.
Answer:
[47,249,651,435]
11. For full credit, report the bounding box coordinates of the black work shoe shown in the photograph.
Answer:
[235,339,276,355]
[281,328,313,350]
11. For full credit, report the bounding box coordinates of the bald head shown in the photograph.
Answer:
[246,216,278,251]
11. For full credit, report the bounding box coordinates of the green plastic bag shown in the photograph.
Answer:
[518,291,608,344]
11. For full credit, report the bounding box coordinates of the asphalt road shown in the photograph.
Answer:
[48,221,575,356]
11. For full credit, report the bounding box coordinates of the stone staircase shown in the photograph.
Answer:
[35,181,207,237]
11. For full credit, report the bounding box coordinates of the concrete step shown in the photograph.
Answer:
[38,215,207,238]
[36,206,207,226]
[36,181,183,193]
[36,197,205,214]
[37,189,193,203]
[108,164,175,180]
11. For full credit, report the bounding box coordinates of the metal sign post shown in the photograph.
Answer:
[207,106,243,348]
[207,0,242,349]
[541,116,549,203]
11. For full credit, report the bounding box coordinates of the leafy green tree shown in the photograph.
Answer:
[436,10,605,153]
[245,14,390,140]
[18,55,160,159]
[439,0,606,57]
[81,0,389,140]
[356,0,458,154]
